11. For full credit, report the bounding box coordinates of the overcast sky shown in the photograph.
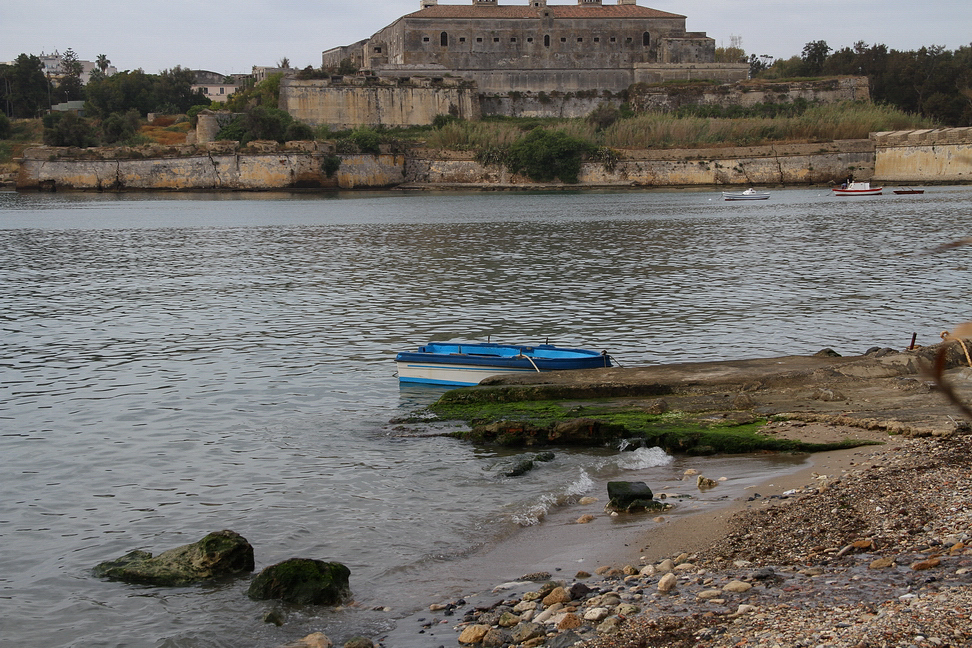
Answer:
[2,0,970,75]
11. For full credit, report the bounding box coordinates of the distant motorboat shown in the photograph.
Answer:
[833,181,883,196]
[722,188,769,201]
[893,188,925,195]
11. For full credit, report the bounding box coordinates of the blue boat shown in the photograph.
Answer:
[395,342,612,386]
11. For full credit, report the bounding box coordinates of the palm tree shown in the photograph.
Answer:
[96,54,110,74]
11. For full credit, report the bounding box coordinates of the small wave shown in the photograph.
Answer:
[511,468,595,526]
[616,446,673,470]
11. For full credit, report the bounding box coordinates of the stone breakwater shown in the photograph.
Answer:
[407,434,972,647]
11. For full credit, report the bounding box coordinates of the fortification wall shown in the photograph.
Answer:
[15,142,405,191]
[628,77,870,112]
[872,128,972,183]
[279,78,481,130]
[404,140,875,187]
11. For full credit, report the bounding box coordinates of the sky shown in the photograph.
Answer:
[2,1,970,76]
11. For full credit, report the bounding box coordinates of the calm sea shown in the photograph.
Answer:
[2,187,970,648]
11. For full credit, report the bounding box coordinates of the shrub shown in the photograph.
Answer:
[43,112,100,148]
[321,154,342,178]
[506,128,592,184]
[0,113,11,139]
[348,128,382,154]
[101,109,142,144]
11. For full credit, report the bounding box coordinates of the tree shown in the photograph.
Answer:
[7,54,50,117]
[278,57,291,69]
[56,48,85,103]
[42,112,99,147]
[96,54,110,74]
[506,128,592,184]
[800,40,832,76]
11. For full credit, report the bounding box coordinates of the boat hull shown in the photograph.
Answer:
[833,182,882,196]
[395,343,611,386]
[722,191,769,201]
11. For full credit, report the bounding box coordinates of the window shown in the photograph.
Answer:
[375,46,383,53]
[593,37,600,43]
[527,37,534,43]
[544,35,550,46]
[511,37,517,42]
[577,37,583,43]
[493,37,499,42]
[610,37,616,43]
[643,32,650,46]
[441,32,449,46]
[459,37,466,43]
[423,37,430,42]
[477,37,483,42]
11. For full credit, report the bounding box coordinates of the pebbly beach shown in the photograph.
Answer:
[367,340,972,648]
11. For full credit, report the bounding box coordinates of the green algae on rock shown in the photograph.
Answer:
[93,529,255,586]
[247,558,351,605]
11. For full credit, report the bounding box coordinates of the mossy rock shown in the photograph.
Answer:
[93,530,255,586]
[247,558,351,605]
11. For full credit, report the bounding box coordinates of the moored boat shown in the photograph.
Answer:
[893,188,925,195]
[722,188,769,201]
[833,181,883,196]
[395,341,612,386]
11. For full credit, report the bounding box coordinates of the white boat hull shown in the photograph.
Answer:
[396,360,536,386]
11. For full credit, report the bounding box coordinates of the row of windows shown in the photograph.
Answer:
[421,31,651,47]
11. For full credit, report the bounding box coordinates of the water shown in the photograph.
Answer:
[2,187,971,648]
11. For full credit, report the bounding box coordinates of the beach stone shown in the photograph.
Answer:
[557,612,584,630]
[569,582,592,599]
[639,564,657,577]
[513,600,538,613]
[498,611,520,627]
[578,496,598,505]
[247,558,351,605]
[92,530,254,586]
[511,621,544,643]
[583,607,610,622]
[622,564,639,575]
[657,572,677,592]
[607,481,653,508]
[697,589,723,600]
[343,638,373,648]
[697,475,717,489]
[458,624,491,644]
[279,633,333,648]
[575,570,592,579]
[617,603,640,615]
[542,586,571,606]
[596,616,622,634]
[576,514,595,524]
[657,559,675,573]
[723,580,752,593]
[482,628,511,648]
[870,556,896,569]
[547,631,584,648]
[911,557,941,570]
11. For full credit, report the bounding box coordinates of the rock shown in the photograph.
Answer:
[657,572,677,592]
[498,611,520,627]
[547,631,584,648]
[617,603,640,616]
[697,589,723,599]
[520,571,551,581]
[343,637,373,648]
[247,558,351,605]
[263,605,286,625]
[657,558,675,573]
[92,530,254,586]
[482,628,512,648]
[583,607,610,622]
[542,586,571,606]
[534,451,555,462]
[557,612,584,630]
[575,514,595,524]
[511,621,544,644]
[723,580,752,593]
[911,557,941,570]
[578,496,598,505]
[639,564,656,577]
[458,624,491,644]
[596,616,622,634]
[514,600,538,613]
[696,475,717,489]
[568,581,592,599]
[815,348,842,357]
[279,633,333,648]
[732,393,755,408]
[506,458,535,476]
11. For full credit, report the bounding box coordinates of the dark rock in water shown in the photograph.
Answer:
[343,637,374,648]
[506,458,535,477]
[607,481,667,513]
[93,530,254,586]
[247,558,351,605]
[534,451,555,462]
[569,581,592,599]
[263,605,286,626]
[815,348,842,357]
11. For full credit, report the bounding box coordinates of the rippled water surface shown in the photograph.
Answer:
[2,187,971,647]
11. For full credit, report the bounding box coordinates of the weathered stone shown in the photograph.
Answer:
[596,616,622,634]
[557,612,583,630]
[657,572,677,592]
[280,633,333,648]
[697,589,723,599]
[697,475,717,489]
[506,458,535,476]
[911,557,941,570]
[583,607,610,622]
[617,603,640,616]
[511,621,544,644]
[343,637,373,648]
[723,580,752,593]
[92,530,254,586]
[657,558,675,573]
[607,481,653,508]
[497,611,520,627]
[576,514,595,524]
[247,558,351,605]
[542,586,571,606]
[458,624,490,644]
[482,628,511,648]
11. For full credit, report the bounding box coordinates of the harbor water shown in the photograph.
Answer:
[2,186,971,648]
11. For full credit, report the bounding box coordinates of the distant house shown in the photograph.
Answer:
[191,70,243,103]
[38,51,117,84]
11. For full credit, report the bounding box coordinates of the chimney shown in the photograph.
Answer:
[618,0,638,4]
[420,0,437,7]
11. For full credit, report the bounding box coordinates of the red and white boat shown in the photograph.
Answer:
[833,181,883,196]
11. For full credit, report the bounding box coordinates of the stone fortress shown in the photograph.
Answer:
[281,0,750,129]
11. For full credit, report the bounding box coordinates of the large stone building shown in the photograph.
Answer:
[322,0,746,93]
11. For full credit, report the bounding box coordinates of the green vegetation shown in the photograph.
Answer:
[84,66,209,118]
[427,397,877,455]
[215,105,313,145]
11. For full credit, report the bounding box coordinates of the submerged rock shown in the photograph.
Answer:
[247,558,351,605]
[93,529,254,586]
[606,481,668,512]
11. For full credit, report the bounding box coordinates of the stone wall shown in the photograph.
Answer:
[15,142,405,191]
[872,128,972,183]
[628,77,870,113]
[279,77,481,130]
[404,140,876,187]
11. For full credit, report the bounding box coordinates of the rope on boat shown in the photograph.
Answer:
[521,354,541,372]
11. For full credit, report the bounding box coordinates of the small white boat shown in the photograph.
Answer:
[722,188,769,201]
[833,181,883,196]
[395,342,612,387]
